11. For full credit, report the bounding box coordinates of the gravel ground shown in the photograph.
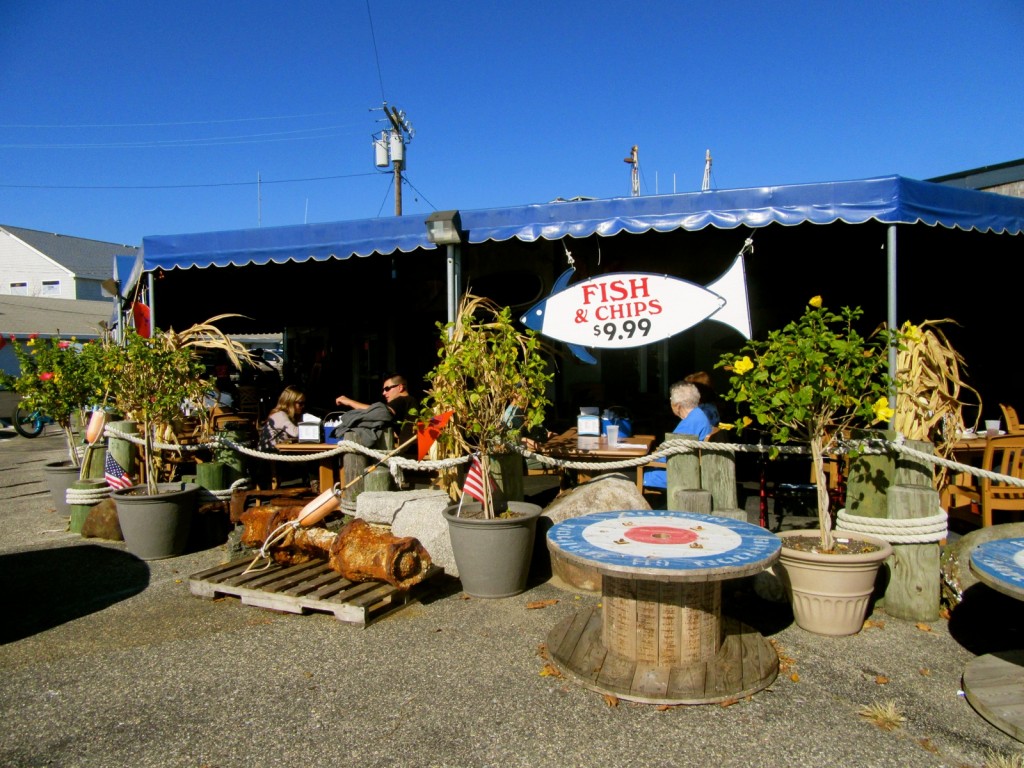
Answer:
[1,427,1023,768]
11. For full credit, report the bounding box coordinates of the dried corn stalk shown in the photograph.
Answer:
[894,319,981,487]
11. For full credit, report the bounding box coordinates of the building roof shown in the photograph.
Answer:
[1,225,138,281]
[928,158,1024,190]
[0,295,111,338]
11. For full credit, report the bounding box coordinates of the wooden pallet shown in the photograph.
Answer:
[189,557,438,627]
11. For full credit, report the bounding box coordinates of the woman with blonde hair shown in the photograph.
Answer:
[259,385,307,450]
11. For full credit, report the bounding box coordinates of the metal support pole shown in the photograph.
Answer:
[147,271,156,334]
[886,224,898,414]
[446,243,461,332]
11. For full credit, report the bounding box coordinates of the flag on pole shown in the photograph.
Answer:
[415,410,454,461]
[461,455,498,504]
[104,453,134,490]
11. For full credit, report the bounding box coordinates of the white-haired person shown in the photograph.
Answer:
[642,381,712,490]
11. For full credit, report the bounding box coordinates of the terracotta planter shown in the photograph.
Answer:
[775,529,892,636]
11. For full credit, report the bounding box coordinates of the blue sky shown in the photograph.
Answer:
[1,0,1022,246]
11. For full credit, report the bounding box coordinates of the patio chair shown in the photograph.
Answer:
[941,434,1024,527]
[1001,403,1022,434]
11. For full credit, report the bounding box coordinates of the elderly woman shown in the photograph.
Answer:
[642,381,712,490]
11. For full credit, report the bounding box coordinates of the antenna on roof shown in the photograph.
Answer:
[624,145,639,197]
[701,149,713,191]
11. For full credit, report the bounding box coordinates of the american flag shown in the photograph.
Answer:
[461,455,496,504]
[104,453,134,490]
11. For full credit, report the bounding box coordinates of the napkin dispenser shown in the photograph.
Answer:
[297,416,323,443]
[577,407,600,436]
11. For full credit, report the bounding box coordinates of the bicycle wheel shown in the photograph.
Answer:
[13,405,45,438]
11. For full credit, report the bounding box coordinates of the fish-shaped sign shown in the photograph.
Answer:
[520,251,751,364]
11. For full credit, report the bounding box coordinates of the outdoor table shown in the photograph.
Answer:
[545,510,781,704]
[275,443,341,492]
[962,538,1024,742]
[535,428,654,485]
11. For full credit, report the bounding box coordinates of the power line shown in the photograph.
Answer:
[0,125,358,150]
[0,111,347,129]
[0,171,379,191]
[401,174,437,211]
[366,0,386,103]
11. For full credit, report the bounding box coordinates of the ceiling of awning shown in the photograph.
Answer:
[137,175,1024,274]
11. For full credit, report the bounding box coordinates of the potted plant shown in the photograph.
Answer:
[422,293,554,597]
[97,318,251,560]
[716,297,901,635]
[1,334,103,519]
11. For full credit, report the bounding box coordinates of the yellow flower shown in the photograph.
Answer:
[871,396,894,424]
[741,415,752,428]
[733,356,754,375]
[809,296,822,308]
[901,321,923,344]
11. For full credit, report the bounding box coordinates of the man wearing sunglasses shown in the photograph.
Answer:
[335,374,417,444]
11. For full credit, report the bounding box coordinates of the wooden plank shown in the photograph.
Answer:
[567,610,607,681]
[634,580,661,663]
[602,576,637,660]
[963,650,1024,742]
[553,607,595,662]
[631,662,670,700]
[592,649,637,694]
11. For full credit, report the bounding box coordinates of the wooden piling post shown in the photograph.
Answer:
[885,439,940,621]
[699,441,745,519]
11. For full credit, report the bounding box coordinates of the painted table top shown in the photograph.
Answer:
[970,538,1024,601]
[547,510,780,581]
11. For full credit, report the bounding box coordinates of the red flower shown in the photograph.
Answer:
[28,333,39,340]
[39,372,54,381]
[58,341,71,349]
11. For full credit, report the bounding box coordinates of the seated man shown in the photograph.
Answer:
[643,381,712,490]
[334,374,417,449]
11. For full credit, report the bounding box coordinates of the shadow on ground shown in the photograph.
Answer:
[948,582,1024,655]
[0,544,149,644]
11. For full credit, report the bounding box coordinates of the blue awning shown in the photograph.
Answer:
[140,215,436,272]
[138,175,1024,273]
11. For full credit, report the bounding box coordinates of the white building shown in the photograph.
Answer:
[0,225,137,301]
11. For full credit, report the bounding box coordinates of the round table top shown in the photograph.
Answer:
[970,538,1024,601]
[547,510,780,581]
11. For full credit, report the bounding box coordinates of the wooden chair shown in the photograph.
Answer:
[1001,403,1022,434]
[941,435,1024,527]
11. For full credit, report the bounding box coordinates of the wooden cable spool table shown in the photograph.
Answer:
[546,510,781,704]
[962,538,1024,742]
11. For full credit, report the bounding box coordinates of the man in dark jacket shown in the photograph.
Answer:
[334,374,417,446]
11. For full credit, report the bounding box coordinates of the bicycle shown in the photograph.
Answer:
[12,404,52,438]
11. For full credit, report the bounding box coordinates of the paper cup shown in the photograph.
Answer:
[606,424,619,446]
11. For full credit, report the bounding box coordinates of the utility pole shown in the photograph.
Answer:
[624,145,639,197]
[373,104,415,216]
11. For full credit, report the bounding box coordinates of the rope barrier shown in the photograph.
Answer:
[98,425,1024,493]
[835,509,949,544]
